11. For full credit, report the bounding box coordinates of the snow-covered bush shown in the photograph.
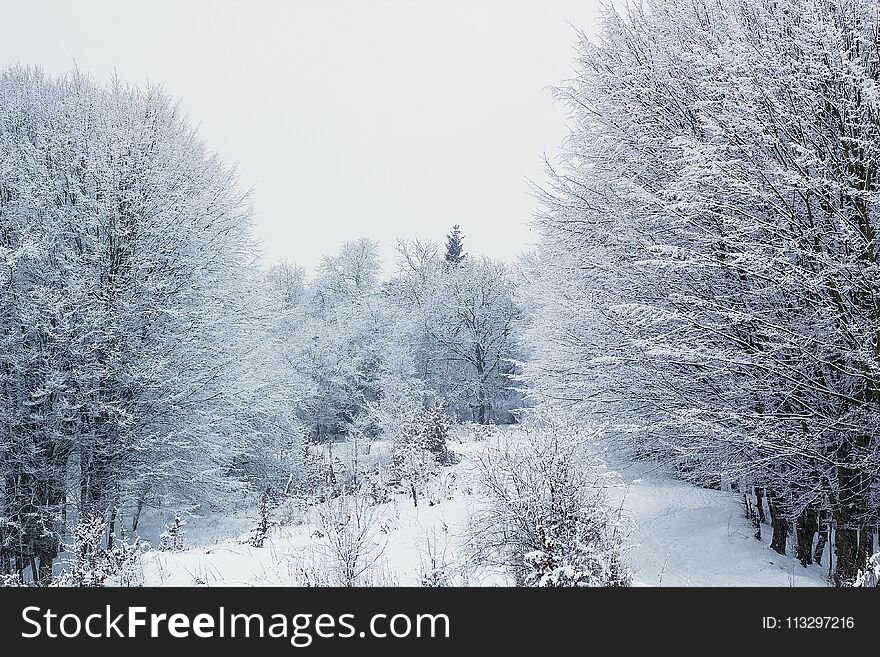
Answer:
[159,515,187,552]
[104,527,145,587]
[466,422,630,586]
[67,515,111,587]
[418,404,457,466]
[425,471,457,507]
[287,556,335,587]
[273,496,306,527]
[470,423,497,443]
[59,514,145,587]
[363,472,392,506]
[417,527,455,587]
[282,442,325,502]
[853,553,880,588]
[389,438,437,492]
[524,514,627,588]
[0,573,24,587]
[248,489,274,548]
[315,494,388,586]
[390,403,458,486]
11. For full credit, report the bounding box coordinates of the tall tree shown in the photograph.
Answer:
[394,240,521,424]
[526,0,880,584]
[0,67,293,583]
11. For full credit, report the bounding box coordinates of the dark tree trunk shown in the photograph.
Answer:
[833,516,858,586]
[107,507,117,551]
[745,492,761,541]
[754,487,766,524]
[795,508,818,566]
[36,556,53,586]
[474,345,488,425]
[767,492,788,555]
[833,458,871,586]
[814,512,829,565]
[0,528,8,575]
[857,523,873,574]
[131,485,150,532]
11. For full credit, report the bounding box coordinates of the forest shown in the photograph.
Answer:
[2,0,880,588]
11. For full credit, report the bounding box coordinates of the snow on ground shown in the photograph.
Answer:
[139,426,828,587]
[606,460,828,586]
[140,434,494,587]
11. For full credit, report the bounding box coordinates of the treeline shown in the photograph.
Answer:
[0,67,522,584]
[524,0,880,585]
[266,231,522,445]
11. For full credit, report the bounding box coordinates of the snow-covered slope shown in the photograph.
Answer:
[607,462,827,586]
[139,429,827,587]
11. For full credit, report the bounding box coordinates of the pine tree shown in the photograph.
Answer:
[159,516,187,552]
[444,225,466,267]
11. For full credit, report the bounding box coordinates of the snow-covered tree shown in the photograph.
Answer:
[393,239,522,423]
[0,66,300,583]
[444,224,466,267]
[270,239,392,442]
[525,0,880,584]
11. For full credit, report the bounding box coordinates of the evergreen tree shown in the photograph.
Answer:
[444,225,466,266]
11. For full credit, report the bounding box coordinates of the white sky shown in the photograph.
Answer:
[1,1,603,273]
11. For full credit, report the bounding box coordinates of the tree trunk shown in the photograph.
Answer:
[754,487,766,524]
[814,512,829,565]
[745,492,760,540]
[107,507,117,551]
[767,492,788,555]
[36,556,53,586]
[474,346,488,425]
[833,459,871,586]
[131,485,150,532]
[795,508,818,566]
[832,515,858,586]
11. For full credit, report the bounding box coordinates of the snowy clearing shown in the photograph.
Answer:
[139,428,826,587]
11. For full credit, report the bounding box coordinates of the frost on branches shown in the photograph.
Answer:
[60,514,144,587]
[525,0,880,586]
[0,66,302,584]
[466,421,631,587]
[390,404,457,479]
[159,516,187,552]
[853,553,880,588]
[249,489,275,548]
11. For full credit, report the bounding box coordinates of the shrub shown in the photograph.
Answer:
[159,515,187,552]
[59,513,145,587]
[315,494,387,586]
[466,422,630,587]
[249,488,274,548]
[854,553,880,587]
[390,403,457,485]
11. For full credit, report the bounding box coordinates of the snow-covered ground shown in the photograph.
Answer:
[607,461,827,586]
[139,436,491,587]
[139,427,828,587]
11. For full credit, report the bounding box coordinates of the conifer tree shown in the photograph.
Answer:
[444,225,466,267]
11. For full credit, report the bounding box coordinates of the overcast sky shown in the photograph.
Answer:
[2,1,603,274]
